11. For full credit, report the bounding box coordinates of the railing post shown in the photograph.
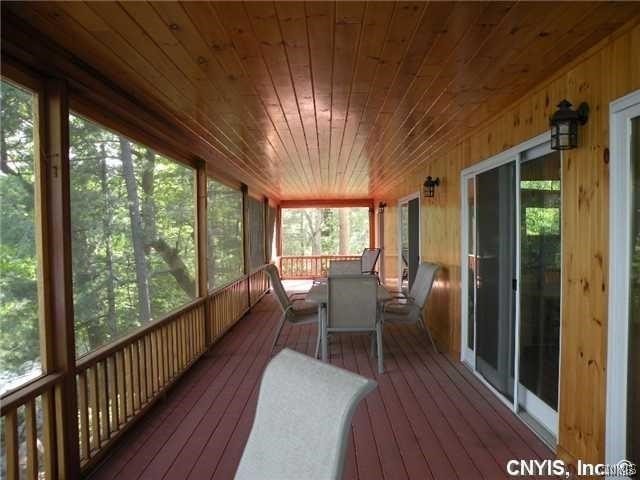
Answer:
[43,78,80,480]
[196,161,210,347]
[241,184,251,308]
[263,196,269,265]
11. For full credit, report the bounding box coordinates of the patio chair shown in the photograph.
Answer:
[383,261,439,352]
[264,264,320,355]
[328,259,360,275]
[360,247,381,275]
[234,348,376,480]
[326,274,384,373]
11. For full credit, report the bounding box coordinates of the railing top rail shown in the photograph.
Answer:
[280,255,360,259]
[76,297,205,370]
[207,263,270,297]
[79,264,271,370]
[0,372,64,415]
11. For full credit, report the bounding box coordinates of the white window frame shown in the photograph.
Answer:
[606,89,640,475]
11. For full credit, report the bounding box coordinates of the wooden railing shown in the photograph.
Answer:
[1,373,64,479]
[279,255,360,279]
[0,265,271,479]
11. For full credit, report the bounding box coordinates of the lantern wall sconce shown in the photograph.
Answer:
[378,201,387,214]
[549,99,589,150]
[423,176,440,198]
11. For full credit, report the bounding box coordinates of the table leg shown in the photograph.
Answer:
[321,304,328,362]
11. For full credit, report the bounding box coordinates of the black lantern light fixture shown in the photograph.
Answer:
[423,176,440,198]
[549,99,589,150]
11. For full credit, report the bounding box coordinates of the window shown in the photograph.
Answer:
[69,114,196,356]
[207,179,244,289]
[281,207,370,256]
[0,79,43,394]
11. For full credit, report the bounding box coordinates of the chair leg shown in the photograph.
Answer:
[420,314,438,353]
[271,314,287,353]
[376,322,384,374]
[370,333,376,358]
[315,326,321,359]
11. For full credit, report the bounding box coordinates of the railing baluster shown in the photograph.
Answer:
[89,366,101,452]
[24,399,38,480]
[78,371,89,461]
[4,408,19,480]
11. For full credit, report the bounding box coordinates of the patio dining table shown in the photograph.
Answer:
[305,282,392,361]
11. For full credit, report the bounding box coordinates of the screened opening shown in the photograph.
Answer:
[281,207,370,256]
[69,113,196,357]
[207,179,244,289]
[0,78,43,395]
[246,196,265,271]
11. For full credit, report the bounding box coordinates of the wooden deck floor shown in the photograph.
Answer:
[88,292,554,480]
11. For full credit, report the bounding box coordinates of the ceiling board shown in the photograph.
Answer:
[4,1,639,199]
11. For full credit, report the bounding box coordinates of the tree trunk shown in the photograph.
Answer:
[140,148,196,297]
[338,208,350,255]
[120,137,152,323]
[304,210,321,255]
[99,144,117,331]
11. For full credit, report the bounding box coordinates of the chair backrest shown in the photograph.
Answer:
[361,248,381,274]
[264,264,291,311]
[234,348,376,480]
[329,259,361,276]
[328,274,378,331]
[408,262,439,308]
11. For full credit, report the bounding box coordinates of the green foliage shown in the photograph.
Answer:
[69,114,196,356]
[0,80,42,392]
[207,180,243,288]
[281,207,369,256]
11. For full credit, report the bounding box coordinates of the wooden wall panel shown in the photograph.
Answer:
[385,17,640,466]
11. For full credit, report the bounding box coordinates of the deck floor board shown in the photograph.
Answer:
[88,292,553,480]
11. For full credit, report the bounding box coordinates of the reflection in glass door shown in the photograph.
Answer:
[518,148,561,432]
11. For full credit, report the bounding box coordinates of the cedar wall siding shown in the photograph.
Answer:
[384,18,640,466]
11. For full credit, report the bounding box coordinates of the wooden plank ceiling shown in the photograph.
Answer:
[5,1,639,200]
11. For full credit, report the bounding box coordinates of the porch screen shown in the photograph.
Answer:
[266,205,277,262]
[0,79,44,394]
[207,179,244,289]
[69,113,196,356]
[247,196,265,270]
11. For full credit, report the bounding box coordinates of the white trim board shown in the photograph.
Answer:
[606,88,640,476]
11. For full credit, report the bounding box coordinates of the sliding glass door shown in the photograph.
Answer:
[462,135,561,440]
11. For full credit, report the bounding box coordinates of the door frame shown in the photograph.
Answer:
[606,89,640,469]
[397,191,421,289]
[460,130,561,440]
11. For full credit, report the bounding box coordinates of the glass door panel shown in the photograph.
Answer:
[467,177,476,353]
[408,198,420,289]
[518,149,561,434]
[475,161,517,400]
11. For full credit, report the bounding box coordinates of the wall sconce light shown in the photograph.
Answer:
[378,202,387,214]
[423,176,440,198]
[549,99,589,150]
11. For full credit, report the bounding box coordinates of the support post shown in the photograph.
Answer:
[276,205,282,258]
[196,161,210,346]
[263,196,269,264]
[369,206,375,249]
[43,78,80,480]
